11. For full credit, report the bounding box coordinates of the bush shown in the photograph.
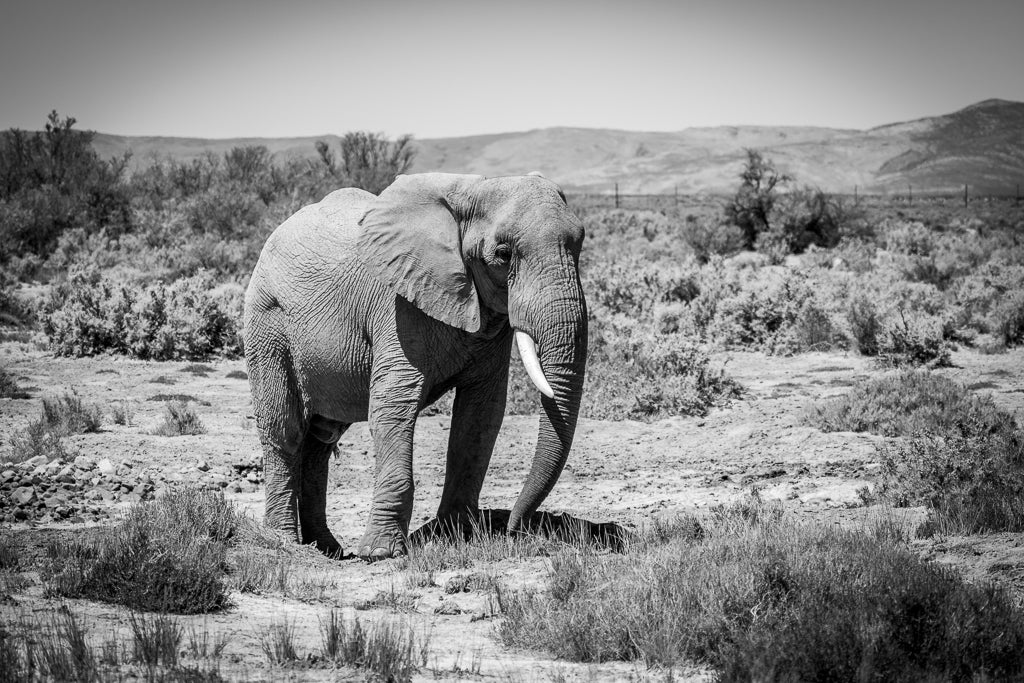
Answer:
[0,111,131,265]
[807,370,1010,438]
[498,506,1024,679]
[847,295,882,355]
[0,366,29,400]
[41,267,242,359]
[316,132,416,195]
[710,271,843,354]
[809,371,1024,533]
[153,401,206,436]
[579,332,743,420]
[43,489,253,613]
[878,311,952,368]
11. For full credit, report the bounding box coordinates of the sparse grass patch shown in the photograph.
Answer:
[498,504,1024,680]
[259,618,298,664]
[225,369,248,380]
[153,400,206,436]
[0,608,226,682]
[319,610,426,683]
[181,363,215,376]
[129,612,182,669]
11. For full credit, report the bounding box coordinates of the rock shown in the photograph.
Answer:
[44,494,68,509]
[73,455,96,471]
[1,470,15,484]
[23,455,48,469]
[115,465,132,477]
[245,471,261,483]
[196,460,210,472]
[444,575,471,594]
[96,458,116,475]
[434,599,463,615]
[12,486,35,506]
[228,481,243,493]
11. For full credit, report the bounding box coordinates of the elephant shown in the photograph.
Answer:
[243,172,588,560]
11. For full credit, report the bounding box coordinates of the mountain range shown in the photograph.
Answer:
[91,99,1024,195]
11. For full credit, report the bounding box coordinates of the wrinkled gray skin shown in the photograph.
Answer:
[243,173,588,560]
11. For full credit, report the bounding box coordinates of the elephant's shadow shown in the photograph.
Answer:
[409,509,632,553]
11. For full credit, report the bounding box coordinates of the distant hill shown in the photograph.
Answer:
[91,99,1024,195]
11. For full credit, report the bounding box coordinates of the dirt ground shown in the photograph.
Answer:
[2,340,1024,681]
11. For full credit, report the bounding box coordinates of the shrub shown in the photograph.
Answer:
[153,401,206,436]
[5,418,75,464]
[806,370,1011,438]
[40,392,103,435]
[316,132,416,195]
[709,271,843,353]
[878,311,952,368]
[498,506,1024,679]
[0,111,131,264]
[724,149,791,249]
[809,371,1024,533]
[847,295,881,355]
[0,366,30,399]
[580,332,743,420]
[42,267,242,360]
[43,488,251,613]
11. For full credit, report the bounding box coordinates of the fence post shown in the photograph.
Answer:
[908,184,912,205]
[614,182,619,209]
[964,184,968,207]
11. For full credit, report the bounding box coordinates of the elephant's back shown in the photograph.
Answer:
[246,189,375,324]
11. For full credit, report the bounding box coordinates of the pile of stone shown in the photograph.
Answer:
[0,452,268,525]
[0,454,156,524]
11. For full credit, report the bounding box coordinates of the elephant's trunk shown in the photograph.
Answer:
[508,278,588,532]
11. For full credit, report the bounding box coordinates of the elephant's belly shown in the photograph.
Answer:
[303,371,371,424]
[294,337,373,424]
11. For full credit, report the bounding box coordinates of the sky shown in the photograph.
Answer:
[1,0,1022,139]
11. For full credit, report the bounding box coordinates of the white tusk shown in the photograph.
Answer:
[515,330,554,399]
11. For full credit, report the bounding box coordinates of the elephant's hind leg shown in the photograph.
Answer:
[298,416,350,556]
[247,305,304,542]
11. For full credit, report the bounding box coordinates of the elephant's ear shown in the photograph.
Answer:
[356,173,485,333]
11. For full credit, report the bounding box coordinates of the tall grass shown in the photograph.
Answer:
[319,610,427,683]
[498,505,1024,680]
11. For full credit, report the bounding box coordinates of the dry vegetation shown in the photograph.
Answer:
[2,112,1024,680]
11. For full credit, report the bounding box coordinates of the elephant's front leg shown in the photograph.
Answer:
[359,368,424,560]
[436,370,509,527]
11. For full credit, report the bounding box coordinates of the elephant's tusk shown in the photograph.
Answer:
[515,330,555,399]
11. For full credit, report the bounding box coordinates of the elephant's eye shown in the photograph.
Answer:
[494,244,513,263]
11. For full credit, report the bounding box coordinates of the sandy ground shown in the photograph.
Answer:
[2,341,1024,681]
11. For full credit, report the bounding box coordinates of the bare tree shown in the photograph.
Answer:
[316,132,416,195]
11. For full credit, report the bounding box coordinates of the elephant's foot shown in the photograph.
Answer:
[356,528,407,562]
[302,529,343,558]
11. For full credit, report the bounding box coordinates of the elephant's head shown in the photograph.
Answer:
[356,172,587,531]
